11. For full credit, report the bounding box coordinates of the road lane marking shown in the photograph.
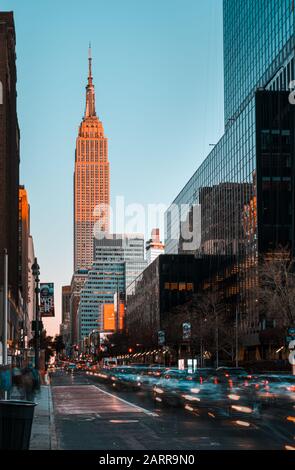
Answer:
[109,420,139,423]
[52,384,159,417]
[93,386,159,417]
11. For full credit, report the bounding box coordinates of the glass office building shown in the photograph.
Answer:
[224,0,294,127]
[164,1,295,357]
[94,233,147,289]
[78,262,125,340]
[78,234,147,340]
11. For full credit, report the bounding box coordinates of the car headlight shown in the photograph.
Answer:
[182,394,200,402]
[228,394,241,401]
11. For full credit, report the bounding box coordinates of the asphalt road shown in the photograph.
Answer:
[50,371,294,450]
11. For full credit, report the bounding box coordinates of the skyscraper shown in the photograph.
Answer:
[77,234,147,340]
[164,0,295,358]
[223,0,294,127]
[74,47,110,272]
[94,234,147,288]
[78,261,125,341]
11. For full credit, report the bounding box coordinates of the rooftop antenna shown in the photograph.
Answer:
[88,42,92,79]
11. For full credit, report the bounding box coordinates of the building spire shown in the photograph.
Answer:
[85,43,96,118]
[88,42,92,83]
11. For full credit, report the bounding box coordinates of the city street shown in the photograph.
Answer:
[51,371,293,450]
[2,1,295,462]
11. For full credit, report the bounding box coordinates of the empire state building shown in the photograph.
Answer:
[74,47,110,271]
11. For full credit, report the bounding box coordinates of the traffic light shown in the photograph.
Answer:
[128,348,133,353]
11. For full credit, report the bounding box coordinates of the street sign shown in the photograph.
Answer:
[182,322,191,340]
[286,327,295,345]
[158,330,165,346]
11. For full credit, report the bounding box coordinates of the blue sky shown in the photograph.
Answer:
[2,0,224,335]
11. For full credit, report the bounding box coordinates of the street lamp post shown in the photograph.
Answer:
[31,258,40,371]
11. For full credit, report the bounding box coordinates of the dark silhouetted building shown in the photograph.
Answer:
[0,12,21,354]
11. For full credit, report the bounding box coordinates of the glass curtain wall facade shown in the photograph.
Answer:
[78,234,147,341]
[224,0,294,127]
[256,91,295,255]
[78,262,125,341]
[126,255,199,349]
[94,234,147,289]
[164,1,295,355]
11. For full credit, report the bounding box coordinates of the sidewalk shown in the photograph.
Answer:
[29,385,57,450]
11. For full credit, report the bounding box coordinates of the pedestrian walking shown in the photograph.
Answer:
[21,366,34,401]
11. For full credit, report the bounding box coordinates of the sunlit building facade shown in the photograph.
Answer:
[74,48,110,272]
[146,228,165,265]
[18,186,30,345]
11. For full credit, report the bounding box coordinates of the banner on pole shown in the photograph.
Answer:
[40,283,55,317]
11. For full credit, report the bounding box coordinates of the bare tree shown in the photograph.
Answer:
[256,248,295,328]
[194,290,227,367]
[164,289,228,366]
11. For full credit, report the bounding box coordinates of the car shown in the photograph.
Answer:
[152,369,190,406]
[251,374,295,408]
[181,367,260,421]
[136,366,167,391]
[215,367,251,384]
[109,366,143,391]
